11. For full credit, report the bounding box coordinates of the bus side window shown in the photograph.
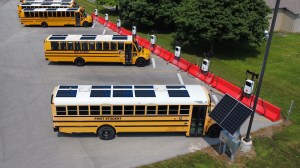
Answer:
[44,12,48,17]
[66,11,71,17]
[53,11,57,17]
[169,105,179,115]
[147,106,156,115]
[60,42,67,50]
[34,12,38,17]
[103,42,109,50]
[67,42,73,50]
[89,42,95,50]
[71,11,75,17]
[82,42,88,51]
[124,106,134,115]
[48,11,52,17]
[39,12,43,17]
[158,105,167,115]
[102,106,111,115]
[25,12,30,17]
[118,42,124,50]
[30,12,34,17]
[113,106,122,115]
[111,42,116,50]
[75,42,81,50]
[180,105,190,115]
[51,42,59,50]
[79,106,89,115]
[56,106,66,115]
[62,11,66,17]
[57,11,61,17]
[67,106,78,115]
[96,42,102,50]
[135,105,145,115]
[90,106,100,115]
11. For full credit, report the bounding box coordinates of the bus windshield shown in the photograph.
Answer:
[134,41,141,52]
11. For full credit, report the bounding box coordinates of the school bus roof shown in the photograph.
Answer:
[19,3,71,7]
[23,0,74,3]
[22,7,79,12]
[53,85,210,106]
[46,35,133,42]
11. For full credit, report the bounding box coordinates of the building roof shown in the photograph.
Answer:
[266,0,300,14]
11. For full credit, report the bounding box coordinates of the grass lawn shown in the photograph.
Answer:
[78,0,300,167]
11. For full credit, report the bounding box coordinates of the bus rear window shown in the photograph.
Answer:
[56,106,66,115]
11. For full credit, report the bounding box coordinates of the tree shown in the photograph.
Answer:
[174,0,270,52]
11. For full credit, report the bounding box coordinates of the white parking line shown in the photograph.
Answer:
[177,73,184,85]
[92,21,95,28]
[102,29,106,35]
[151,58,156,68]
[212,94,219,104]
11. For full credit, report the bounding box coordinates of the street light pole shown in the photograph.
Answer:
[244,0,281,142]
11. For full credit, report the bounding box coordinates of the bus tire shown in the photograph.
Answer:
[41,22,48,28]
[83,21,89,27]
[98,126,116,140]
[207,124,221,138]
[74,57,85,66]
[135,58,146,67]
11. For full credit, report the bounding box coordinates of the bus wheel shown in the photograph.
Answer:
[208,124,221,138]
[83,21,89,27]
[74,57,85,66]
[41,22,48,28]
[98,126,116,140]
[135,58,146,67]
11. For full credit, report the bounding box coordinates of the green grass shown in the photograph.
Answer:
[78,0,300,167]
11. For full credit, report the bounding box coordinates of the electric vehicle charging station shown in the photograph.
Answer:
[201,58,210,74]
[174,46,181,60]
[243,70,259,97]
[105,13,108,25]
[132,26,137,35]
[264,30,269,39]
[151,35,156,47]
[117,19,121,29]
[94,9,98,17]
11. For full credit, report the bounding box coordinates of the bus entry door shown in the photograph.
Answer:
[125,44,132,65]
[190,106,206,136]
[75,13,80,27]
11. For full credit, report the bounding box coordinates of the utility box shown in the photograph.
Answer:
[117,19,121,28]
[201,58,210,73]
[219,130,241,161]
[105,14,108,21]
[244,79,254,95]
[174,46,181,60]
[132,26,137,35]
[151,35,156,45]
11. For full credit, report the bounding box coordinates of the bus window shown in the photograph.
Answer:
[103,42,109,50]
[48,12,52,17]
[44,12,48,17]
[90,106,100,115]
[180,105,190,115]
[79,106,89,115]
[60,42,67,50]
[89,42,95,50]
[30,12,34,17]
[102,106,111,115]
[53,12,57,17]
[34,12,38,17]
[51,42,59,50]
[135,105,145,115]
[124,106,134,115]
[113,106,122,115]
[25,12,30,17]
[158,105,167,115]
[38,12,42,17]
[118,42,124,50]
[67,42,73,50]
[96,42,102,50]
[66,11,71,17]
[75,42,80,50]
[57,11,61,17]
[82,42,88,51]
[134,41,141,52]
[111,42,116,50]
[147,106,156,115]
[62,12,66,17]
[169,105,179,115]
[68,106,77,115]
[71,11,75,17]
[56,106,66,115]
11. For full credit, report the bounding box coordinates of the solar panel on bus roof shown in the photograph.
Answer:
[49,36,67,40]
[82,35,97,36]
[90,90,111,97]
[92,86,111,89]
[67,8,79,11]
[59,86,78,89]
[56,90,77,97]
[113,86,132,89]
[166,86,186,89]
[168,90,190,97]
[135,90,156,97]
[46,8,57,11]
[80,36,96,40]
[134,86,154,89]
[24,8,34,11]
[113,90,133,97]
[209,94,253,135]
[52,35,68,36]
[112,35,127,40]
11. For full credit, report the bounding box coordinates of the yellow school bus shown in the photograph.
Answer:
[44,35,151,67]
[19,7,92,27]
[20,0,77,5]
[18,3,74,16]
[51,85,221,140]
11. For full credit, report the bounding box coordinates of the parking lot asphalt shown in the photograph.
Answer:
[0,1,281,168]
